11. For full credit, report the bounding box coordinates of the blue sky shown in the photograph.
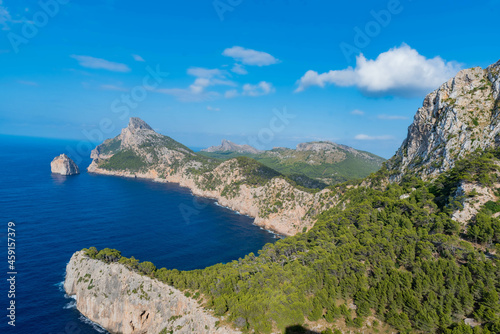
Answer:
[1,0,499,158]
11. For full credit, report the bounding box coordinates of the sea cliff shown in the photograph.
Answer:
[64,251,240,334]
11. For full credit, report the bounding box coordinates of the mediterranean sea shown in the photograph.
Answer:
[0,135,277,334]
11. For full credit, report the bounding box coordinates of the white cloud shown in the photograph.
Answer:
[295,44,462,97]
[355,134,394,141]
[351,109,364,115]
[223,46,279,66]
[231,63,248,75]
[377,114,408,120]
[242,81,275,97]
[132,54,145,62]
[187,67,224,78]
[155,67,234,102]
[71,55,131,72]
[207,106,220,111]
[225,89,239,99]
[156,88,219,102]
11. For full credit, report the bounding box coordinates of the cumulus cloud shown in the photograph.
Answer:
[207,106,220,111]
[132,54,145,62]
[355,134,394,141]
[223,46,279,66]
[377,114,408,120]
[231,63,248,75]
[295,44,462,97]
[242,81,275,97]
[71,55,131,72]
[351,109,364,115]
[156,67,234,102]
[225,89,239,99]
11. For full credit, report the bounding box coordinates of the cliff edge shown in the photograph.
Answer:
[64,251,240,334]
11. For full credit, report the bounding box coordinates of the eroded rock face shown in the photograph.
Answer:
[388,60,500,181]
[64,251,240,334]
[50,154,80,175]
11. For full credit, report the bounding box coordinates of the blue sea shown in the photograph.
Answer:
[0,135,278,334]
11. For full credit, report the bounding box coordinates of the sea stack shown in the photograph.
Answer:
[51,154,80,175]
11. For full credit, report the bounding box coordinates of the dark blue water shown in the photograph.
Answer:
[0,135,277,334]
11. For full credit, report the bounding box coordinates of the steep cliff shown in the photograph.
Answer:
[88,118,337,236]
[64,251,240,334]
[51,154,80,175]
[388,60,500,180]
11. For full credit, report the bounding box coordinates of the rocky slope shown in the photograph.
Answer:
[387,60,500,180]
[64,251,240,334]
[51,154,80,175]
[88,118,337,236]
[201,139,261,154]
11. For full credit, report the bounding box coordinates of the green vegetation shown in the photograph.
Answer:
[99,150,148,172]
[99,138,122,155]
[235,156,282,186]
[84,149,500,333]
[200,146,385,186]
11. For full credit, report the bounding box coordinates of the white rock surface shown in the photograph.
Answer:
[64,251,240,334]
[50,154,80,175]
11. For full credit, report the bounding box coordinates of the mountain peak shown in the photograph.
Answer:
[387,60,500,181]
[201,140,261,154]
[128,117,153,131]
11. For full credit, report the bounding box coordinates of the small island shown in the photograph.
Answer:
[51,154,80,176]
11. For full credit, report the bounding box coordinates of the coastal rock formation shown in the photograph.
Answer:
[50,154,80,175]
[388,60,500,180]
[201,139,261,154]
[88,118,338,236]
[64,251,240,334]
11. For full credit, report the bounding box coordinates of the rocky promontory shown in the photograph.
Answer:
[87,118,338,236]
[64,251,240,334]
[51,154,80,175]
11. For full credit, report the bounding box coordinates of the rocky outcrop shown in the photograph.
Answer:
[64,251,239,334]
[51,154,80,175]
[201,139,261,154]
[388,60,500,180]
[87,118,338,236]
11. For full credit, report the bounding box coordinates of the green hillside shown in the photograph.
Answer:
[84,148,500,334]
[199,143,385,186]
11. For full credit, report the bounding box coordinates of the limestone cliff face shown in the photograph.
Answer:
[51,154,80,175]
[64,251,240,334]
[388,60,500,180]
[88,118,337,236]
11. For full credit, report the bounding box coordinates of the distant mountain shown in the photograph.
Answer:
[201,139,261,154]
[200,140,386,185]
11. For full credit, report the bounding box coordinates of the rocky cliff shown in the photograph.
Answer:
[387,60,500,180]
[201,139,261,154]
[88,118,337,236]
[51,154,80,175]
[64,251,239,334]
